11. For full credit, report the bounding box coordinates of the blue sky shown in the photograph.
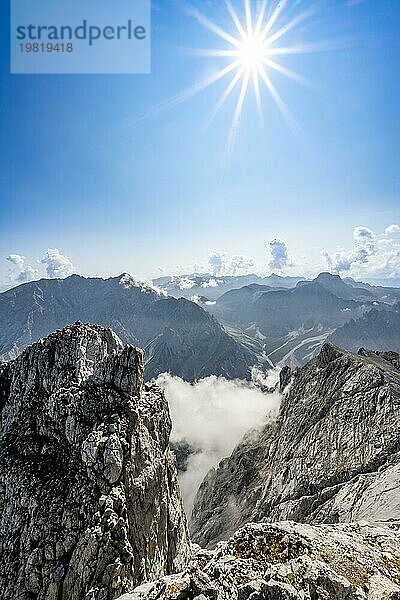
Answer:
[1,0,399,286]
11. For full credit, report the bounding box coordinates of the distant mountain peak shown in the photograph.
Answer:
[315,271,343,281]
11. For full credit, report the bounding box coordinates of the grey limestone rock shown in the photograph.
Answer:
[0,322,190,600]
[118,520,400,600]
[190,344,400,548]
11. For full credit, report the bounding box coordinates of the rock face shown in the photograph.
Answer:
[0,323,190,600]
[191,344,400,549]
[119,521,400,600]
[0,274,257,381]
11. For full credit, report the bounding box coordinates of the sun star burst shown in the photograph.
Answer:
[189,0,317,152]
[124,0,340,164]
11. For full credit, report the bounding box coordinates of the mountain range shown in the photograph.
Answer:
[206,272,400,367]
[0,273,255,380]
[1,270,400,376]
[152,272,306,300]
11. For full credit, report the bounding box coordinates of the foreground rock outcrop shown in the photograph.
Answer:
[0,323,190,600]
[191,344,400,548]
[120,520,400,599]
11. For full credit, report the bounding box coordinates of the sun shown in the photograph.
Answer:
[185,0,319,152]
[130,0,329,159]
[238,33,267,72]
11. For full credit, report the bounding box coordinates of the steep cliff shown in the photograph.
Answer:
[191,344,400,548]
[0,322,190,600]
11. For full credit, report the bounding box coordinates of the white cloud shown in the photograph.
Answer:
[323,226,400,279]
[156,373,281,514]
[230,254,255,275]
[119,273,167,296]
[5,254,38,285]
[6,254,25,269]
[208,251,255,277]
[41,248,74,279]
[353,226,376,263]
[208,251,228,276]
[323,226,375,274]
[200,278,219,288]
[385,224,400,235]
[268,238,290,271]
[16,265,38,283]
[178,277,196,290]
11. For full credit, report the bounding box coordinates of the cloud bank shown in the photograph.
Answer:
[323,225,400,279]
[385,224,400,235]
[3,248,75,289]
[6,254,38,284]
[155,372,281,514]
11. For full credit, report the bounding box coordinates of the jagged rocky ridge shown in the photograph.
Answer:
[0,323,190,600]
[190,344,400,549]
[328,304,400,353]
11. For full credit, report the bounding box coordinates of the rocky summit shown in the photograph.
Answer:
[0,322,190,600]
[121,521,400,600]
[190,344,400,549]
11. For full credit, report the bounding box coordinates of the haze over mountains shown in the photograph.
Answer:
[152,273,306,300]
[1,270,399,375]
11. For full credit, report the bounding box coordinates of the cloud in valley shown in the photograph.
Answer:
[155,372,281,513]
[178,277,196,290]
[41,248,74,278]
